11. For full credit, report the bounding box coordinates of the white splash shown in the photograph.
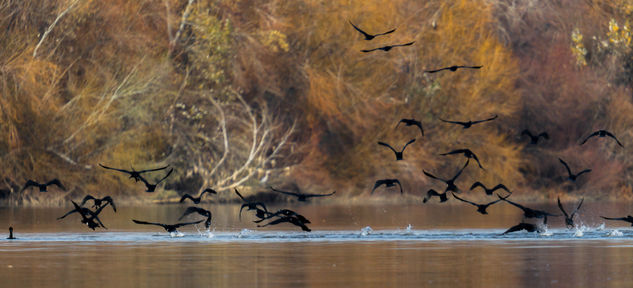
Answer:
[237,229,253,238]
[360,226,373,236]
[573,224,588,237]
[607,230,623,237]
[596,223,606,231]
[169,231,184,237]
[406,224,413,231]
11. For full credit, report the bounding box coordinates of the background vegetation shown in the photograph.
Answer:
[1,0,632,206]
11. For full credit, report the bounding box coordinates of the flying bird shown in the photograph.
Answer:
[361,41,415,53]
[235,188,269,220]
[499,195,559,224]
[580,130,623,147]
[254,209,311,225]
[132,219,203,233]
[378,139,416,160]
[58,201,108,230]
[469,182,511,196]
[439,115,498,129]
[139,168,173,192]
[521,129,549,145]
[257,215,311,232]
[425,65,483,73]
[179,207,212,229]
[269,187,336,202]
[80,195,116,212]
[557,197,584,229]
[600,215,633,226]
[21,179,65,192]
[422,189,449,203]
[440,149,484,169]
[372,179,403,194]
[423,160,469,193]
[179,188,217,204]
[349,20,395,40]
[452,194,508,215]
[502,222,539,235]
[99,163,169,182]
[558,158,591,182]
[396,118,424,136]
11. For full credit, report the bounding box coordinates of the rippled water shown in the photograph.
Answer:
[2,202,633,287]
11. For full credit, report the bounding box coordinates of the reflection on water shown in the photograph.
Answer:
[2,203,633,287]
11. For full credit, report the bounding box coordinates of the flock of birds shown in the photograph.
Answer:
[5,21,633,240]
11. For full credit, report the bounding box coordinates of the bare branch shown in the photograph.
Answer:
[171,0,195,48]
[33,0,80,58]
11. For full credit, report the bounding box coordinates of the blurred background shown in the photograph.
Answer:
[1,0,633,206]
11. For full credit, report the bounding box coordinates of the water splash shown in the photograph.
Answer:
[606,230,623,237]
[237,229,253,238]
[169,231,184,237]
[596,223,606,231]
[406,224,413,231]
[360,226,373,236]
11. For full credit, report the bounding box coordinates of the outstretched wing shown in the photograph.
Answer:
[558,158,572,177]
[46,179,66,190]
[604,131,624,147]
[102,196,116,212]
[372,180,386,193]
[361,48,380,53]
[99,163,131,174]
[80,195,97,207]
[136,165,170,174]
[22,180,39,191]
[375,28,396,37]
[459,65,483,70]
[472,115,498,124]
[425,67,450,73]
[601,216,628,221]
[348,20,372,38]
[394,179,403,194]
[451,160,470,181]
[179,207,210,220]
[57,209,79,220]
[378,142,398,154]
[305,191,336,198]
[571,198,584,217]
[392,41,415,47]
[173,220,204,228]
[491,184,510,193]
[438,118,465,125]
[521,129,534,139]
[557,197,569,218]
[576,169,592,177]
[423,189,441,203]
[155,168,174,184]
[423,170,444,182]
[179,194,195,203]
[132,219,166,228]
[235,188,246,202]
[201,188,217,196]
[439,149,467,156]
[401,138,416,152]
[452,194,478,207]
[502,223,532,235]
[270,187,300,197]
[498,195,527,211]
[580,131,600,145]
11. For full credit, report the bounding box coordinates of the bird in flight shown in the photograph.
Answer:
[179,207,212,229]
[453,194,509,214]
[378,139,416,161]
[235,188,269,220]
[521,129,549,145]
[132,219,203,233]
[58,200,108,230]
[557,197,584,229]
[99,163,169,182]
[498,195,560,224]
[396,119,424,136]
[80,195,116,212]
[422,189,450,203]
[372,179,403,194]
[269,187,336,202]
[423,160,469,193]
[21,179,65,192]
[349,20,395,40]
[469,182,511,196]
[139,168,173,192]
[257,211,312,232]
[361,42,415,53]
[558,158,591,182]
[425,65,483,73]
[600,215,633,226]
[179,188,217,204]
[502,222,540,235]
[439,115,498,129]
[254,209,311,225]
[580,130,623,147]
[440,149,484,169]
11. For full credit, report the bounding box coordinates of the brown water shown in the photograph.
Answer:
[2,202,633,287]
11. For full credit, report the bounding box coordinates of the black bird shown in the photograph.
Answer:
[349,20,395,40]
[558,158,591,182]
[580,130,623,147]
[58,201,108,230]
[378,139,416,160]
[80,195,116,212]
[99,163,169,182]
[425,65,483,73]
[235,188,269,220]
[600,215,633,226]
[499,195,559,224]
[372,179,403,194]
[439,115,498,129]
[179,188,217,204]
[453,194,508,214]
[422,189,449,203]
[470,182,511,196]
[21,179,66,192]
[139,168,173,192]
[396,118,424,136]
[254,209,311,225]
[440,149,484,169]
[502,222,539,235]
[132,219,204,233]
[423,160,469,193]
[361,41,415,52]
[7,227,15,240]
[558,197,584,229]
[521,129,549,145]
[269,187,336,202]
[179,207,212,229]
[258,215,311,232]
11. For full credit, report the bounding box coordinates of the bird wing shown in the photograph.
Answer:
[155,168,174,184]
[80,195,96,207]
[471,153,484,169]
[472,115,498,124]
[361,48,380,53]
[348,20,372,38]
[132,219,167,228]
[202,188,218,196]
[401,138,416,152]
[375,28,396,37]
[99,163,132,174]
[571,198,584,217]
[46,179,66,190]
[423,189,441,203]
[451,160,470,181]
[304,191,336,198]
[425,67,450,73]
[439,118,468,126]
[503,223,530,234]
[576,169,592,177]
[136,165,170,174]
[499,196,528,212]
[601,216,629,221]
[604,131,624,147]
[491,184,510,193]
[580,131,600,145]
[260,217,290,227]
[270,187,300,197]
[179,194,195,203]
[413,121,424,136]
[557,197,569,218]
[460,65,483,70]
[439,149,463,156]
[372,180,386,193]
[423,170,445,182]
[378,141,398,154]
[172,219,204,228]
[469,182,486,191]
[22,180,39,191]
[57,209,79,220]
[392,41,415,47]
[395,179,403,194]
[452,194,478,207]
[179,207,209,220]
[102,196,116,212]
[558,158,572,177]
[521,129,534,139]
